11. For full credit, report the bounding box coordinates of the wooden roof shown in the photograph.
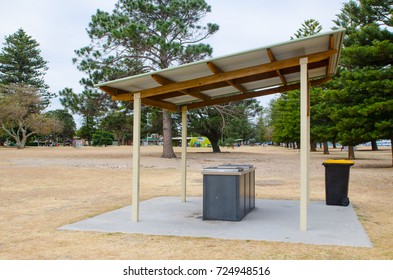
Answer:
[97,29,345,112]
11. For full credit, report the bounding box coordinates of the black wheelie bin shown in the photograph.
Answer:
[322,159,355,206]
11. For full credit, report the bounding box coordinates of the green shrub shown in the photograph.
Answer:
[92,130,114,146]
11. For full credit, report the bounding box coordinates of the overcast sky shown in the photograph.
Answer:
[0,0,346,120]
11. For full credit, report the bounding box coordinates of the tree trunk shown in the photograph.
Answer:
[371,139,378,151]
[310,139,317,152]
[332,141,337,149]
[16,134,27,149]
[323,141,329,155]
[161,109,176,158]
[15,138,23,149]
[210,139,221,153]
[390,136,393,167]
[348,145,355,159]
[21,136,27,149]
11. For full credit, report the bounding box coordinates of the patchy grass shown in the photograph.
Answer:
[0,145,392,259]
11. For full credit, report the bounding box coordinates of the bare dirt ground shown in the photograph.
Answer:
[0,145,392,259]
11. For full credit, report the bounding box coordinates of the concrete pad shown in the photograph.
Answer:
[59,197,372,247]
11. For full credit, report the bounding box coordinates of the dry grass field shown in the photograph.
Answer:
[0,145,392,259]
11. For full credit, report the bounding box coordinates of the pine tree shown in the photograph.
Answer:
[0,28,52,104]
[59,88,108,145]
[268,92,300,148]
[269,19,326,151]
[73,0,219,158]
[331,0,393,161]
[291,19,323,39]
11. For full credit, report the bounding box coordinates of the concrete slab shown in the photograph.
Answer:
[59,197,372,247]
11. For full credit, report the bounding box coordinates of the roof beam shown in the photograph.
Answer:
[100,86,130,96]
[111,93,176,111]
[111,93,134,101]
[141,98,177,112]
[266,48,287,86]
[139,49,337,99]
[109,59,328,103]
[186,77,332,110]
[206,62,248,93]
[151,74,210,101]
[148,91,184,101]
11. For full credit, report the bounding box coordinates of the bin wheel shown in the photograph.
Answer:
[341,197,350,206]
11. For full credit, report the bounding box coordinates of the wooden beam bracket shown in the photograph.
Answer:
[186,76,331,110]
[207,62,248,93]
[267,48,287,86]
[152,74,210,101]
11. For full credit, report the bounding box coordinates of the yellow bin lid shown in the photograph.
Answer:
[323,159,355,165]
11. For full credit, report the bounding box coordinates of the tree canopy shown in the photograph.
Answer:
[188,99,262,152]
[0,28,52,104]
[331,0,392,160]
[73,0,219,158]
[291,19,322,39]
[266,3,392,164]
[0,29,61,148]
[0,84,63,148]
[59,88,108,145]
[45,109,76,145]
[268,19,324,150]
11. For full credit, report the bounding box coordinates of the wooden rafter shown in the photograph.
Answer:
[109,59,329,103]
[267,48,287,86]
[206,62,248,93]
[186,77,332,110]
[151,74,210,101]
[137,49,337,99]
[147,91,184,101]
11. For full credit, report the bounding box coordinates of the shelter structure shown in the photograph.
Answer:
[96,29,345,231]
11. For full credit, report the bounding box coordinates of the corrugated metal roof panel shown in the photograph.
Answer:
[97,29,345,110]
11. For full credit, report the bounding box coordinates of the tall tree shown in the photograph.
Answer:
[45,110,76,145]
[268,19,325,150]
[332,0,392,161]
[0,84,62,148]
[291,19,323,39]
[0,128,8,146]
[0,29,52,104]
[292,19,327,152]
[59,88,108,145]
[74,0,219,158]
[255,114,268,143]
[188,100,262,152]
[268,92,300,148]
[310,87,338,154]
[222,99,262,144]
[100,109,133,145]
